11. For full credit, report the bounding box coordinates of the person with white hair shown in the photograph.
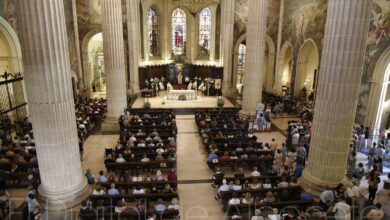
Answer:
[216,179,230,199]
[168,198,180,210]
[251,209,264,220]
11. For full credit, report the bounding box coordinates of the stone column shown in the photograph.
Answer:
[72,0,83,89]
[242,0,268,114]
[300,0,372,194]
[127,0,141,94]
[16,0,88,209]
[221,0,235,96]
[101,0,127,130]
[273,0,285,94]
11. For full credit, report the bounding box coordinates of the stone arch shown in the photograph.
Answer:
[0,17,23,73]
[274,41,293,93]
[364,47,390,139]
[294,38,319,96]
[81,28,102,90]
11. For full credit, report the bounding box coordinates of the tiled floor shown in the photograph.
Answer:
[175,115,225,219]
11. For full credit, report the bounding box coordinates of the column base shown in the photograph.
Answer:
[298,169,348,196]
[38,179,90,211]
[101,117,120,132]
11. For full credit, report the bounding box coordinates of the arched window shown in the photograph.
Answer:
[199,8,211,54]
[172,8,186,55]
[147,7,159,56]
[238,44,246,71]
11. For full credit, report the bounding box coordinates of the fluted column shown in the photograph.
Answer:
[16,0,88,209]
[221,0,235,96]
[127,0,141,94]
[102,0,127,121]
[273,0,285,94]
[300,0,372,194]
[242,0,268,114]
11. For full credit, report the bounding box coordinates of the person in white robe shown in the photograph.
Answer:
[187,81,193,90]
[167,82,173,92]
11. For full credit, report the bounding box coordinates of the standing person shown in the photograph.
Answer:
[264,108,272,131]
[368,143,376,170]
[368,173,380,203]
[79,137,84,161]
[26,193,40,220]
[365,127,370,148]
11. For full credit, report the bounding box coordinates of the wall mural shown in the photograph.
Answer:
[234,0,280,45]
[282,0,327,95]
[0,0,18,36]
[356,0,390,125]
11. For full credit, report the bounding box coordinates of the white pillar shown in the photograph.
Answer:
[242,0,268,114]
[16,0,88,209]
[72,0,83,88]
[127,0,141,94]
[300,0,372,194]
[102,0,127,126]
[221,0,235,96]
[273,0,285,94]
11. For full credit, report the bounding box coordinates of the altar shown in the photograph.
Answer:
[167,89,196,101]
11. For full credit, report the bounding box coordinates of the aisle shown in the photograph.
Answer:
[176,115,225,220]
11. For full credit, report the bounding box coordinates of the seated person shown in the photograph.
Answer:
[263,179,272,189]
[163,183,174,193]
[249,179,262,189]
[228,193,241,205]
[133,186,145,194]
[115,201,127,213]
[154,199,167,213]
[115,154,126,163]
[219,151,230,162]
[168,198,180,210]
[232,179,242,191]
[155,170,164,181]
[107,183,120,195]
[167,169,178,181]
[92,185,106,195]
[242,192,253,204]
[140,154,150,162]
[263,191,276,203]
[251,167,261,177]
[277,177,289,188]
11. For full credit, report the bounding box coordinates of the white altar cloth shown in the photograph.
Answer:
[167,89,196,101]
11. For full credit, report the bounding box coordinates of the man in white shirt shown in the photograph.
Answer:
[97,171,108,183]
[115,154,126,163]
[332,200,351,220]
[292,131,300,146]
[228,193,241,205]
[251,167,261,177]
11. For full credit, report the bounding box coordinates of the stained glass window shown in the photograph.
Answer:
[172,8,186,55]
[199,8,211,54]
[147,7,159,56]
[238,44,246,71]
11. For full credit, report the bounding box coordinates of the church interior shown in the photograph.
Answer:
[0,0,389,219]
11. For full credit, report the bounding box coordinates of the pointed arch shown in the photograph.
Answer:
[171,8,186,55]
[295,38,319,96]
[199,7,212,55]
[147,6,159,56]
